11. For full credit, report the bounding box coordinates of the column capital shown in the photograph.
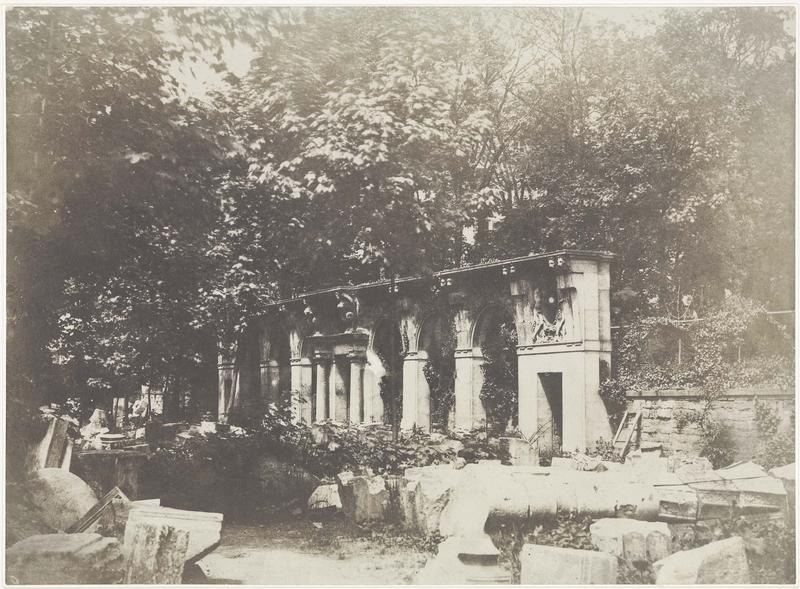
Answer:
[347,351,367,363]
[313,351,333,363]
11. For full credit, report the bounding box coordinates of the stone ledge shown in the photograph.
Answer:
[630,386,792,399]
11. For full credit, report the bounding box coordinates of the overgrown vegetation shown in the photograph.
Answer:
[479,316,519,434]
[753,398,795,469]
[422,317,456,431]
[145,400,500,518]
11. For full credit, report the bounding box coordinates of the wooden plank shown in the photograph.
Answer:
[620,412,642,459]
[66,486,129,533]
[611,410,630,447]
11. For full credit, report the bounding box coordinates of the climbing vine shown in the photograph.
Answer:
[607,294,793,395]
[479,317,518,434]
[422,316,456,432]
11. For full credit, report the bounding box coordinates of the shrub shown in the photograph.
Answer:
[753,398,795,469]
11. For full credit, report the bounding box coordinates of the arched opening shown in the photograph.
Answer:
[474,305,518,434]
[371,317,403,426]
[418,313,456,432]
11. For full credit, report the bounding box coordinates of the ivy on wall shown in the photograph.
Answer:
[600,295,794,468]
[422,317,456,432]
[479,318,518,434]
[607,295,793,397]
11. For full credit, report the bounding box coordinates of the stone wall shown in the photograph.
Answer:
[627,388,794,461]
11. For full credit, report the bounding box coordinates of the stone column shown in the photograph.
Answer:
[217,355,236,420]
[314,353,332,421]
[348,353,366,423]
[454,349,476,430]
[290,358,314,423]
[401,351,428,430]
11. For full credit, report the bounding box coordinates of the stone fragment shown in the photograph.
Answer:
[646,528,672,562]
[337,473,388,523]
[718,461,787,514]
[27,416,72,473]
[520,543,618,584]
[307,483,342,511]
[769,463,795,519]
[125,505,223,561]
[590,518,671,562]
[23,468,99,532]
[6,533,124,585]
[123,520,189,584]
[654,536,750,584]
[402,464,462,535]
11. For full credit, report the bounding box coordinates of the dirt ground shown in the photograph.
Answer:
[188,513,434,585]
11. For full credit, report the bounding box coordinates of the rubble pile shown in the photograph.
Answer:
[328,449,792,585]
[6,406,226,585]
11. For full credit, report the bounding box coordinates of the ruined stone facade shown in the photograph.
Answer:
[218,250,615,451]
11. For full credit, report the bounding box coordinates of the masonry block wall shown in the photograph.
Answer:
[628,388,794,461]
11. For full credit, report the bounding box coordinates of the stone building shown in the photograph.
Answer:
[218,249,615,452]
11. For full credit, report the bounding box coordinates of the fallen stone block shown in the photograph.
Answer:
[337,473,388,523]
[124,519,189,583]
[23,468,100,532]
[308,483,342,511]
[769,463,795,519]
[520,543,617,584]
[6,533,124,585]
[590,518,672,562]
[718,461,787,515]
[124,505,223,561]
[654,536,750,584]
[402,464,462,535]
[26,416,72,473]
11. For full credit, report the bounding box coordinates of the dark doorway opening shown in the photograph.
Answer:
[539,373,563,450]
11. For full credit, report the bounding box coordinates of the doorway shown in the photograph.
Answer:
[538,373,563,451]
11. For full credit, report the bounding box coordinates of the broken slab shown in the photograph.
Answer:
[654,536,750,584]
[24,468,100,532]
[308,483,342,511]
[337,473,389,524]
[520,543,618,584]
[6,533,124,585]
[718,461,787,515]
[590,518,672,562]
[26,416,72,473]
[402,464,462,536]
[124,505,223,561]
[124,520,190,583]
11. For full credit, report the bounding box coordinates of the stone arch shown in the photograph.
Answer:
[470,302,515,350]
[470,303,519,432]
[415,311,456,432]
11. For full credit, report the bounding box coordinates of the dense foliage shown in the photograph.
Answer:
[7,7,795,420]
[479,316,519,433]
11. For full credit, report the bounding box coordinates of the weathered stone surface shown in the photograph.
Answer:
[402,465,462,535]
[307,483,342,511]
[337,473,388,523]
[415,536,510,585]
[590,518,671,561]
[550,457,577,469]
[654,536,750,584]
[123,520,190,583]
[125,505,223,561]
[6,533,124,585]
[24,468,99,532]
[520,544,617,584]
[718,461,787,514]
